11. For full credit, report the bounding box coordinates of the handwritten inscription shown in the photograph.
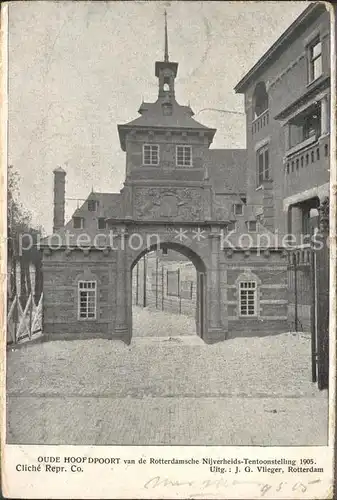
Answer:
[143,475,323,498]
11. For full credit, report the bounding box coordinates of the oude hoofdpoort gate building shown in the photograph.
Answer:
[39,10,330,389]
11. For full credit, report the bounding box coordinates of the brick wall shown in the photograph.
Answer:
[42,249,117,337]
[222,249,289,337]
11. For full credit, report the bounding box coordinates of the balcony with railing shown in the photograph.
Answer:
[283,134,329,198]
[252,109,269,136]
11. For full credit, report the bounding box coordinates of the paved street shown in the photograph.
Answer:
[6,308,328,445]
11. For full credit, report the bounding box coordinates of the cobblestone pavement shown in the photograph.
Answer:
[7,308,328,445]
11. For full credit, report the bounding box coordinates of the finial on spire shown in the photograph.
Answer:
[164,10,169,62]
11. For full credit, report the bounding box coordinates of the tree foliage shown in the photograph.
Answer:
[7,165,44,302]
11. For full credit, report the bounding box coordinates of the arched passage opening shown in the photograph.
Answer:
[130,241,207,342]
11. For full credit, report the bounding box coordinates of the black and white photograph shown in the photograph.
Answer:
[2,0,336,498]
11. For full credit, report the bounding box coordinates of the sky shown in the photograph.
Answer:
[7,1,308,234]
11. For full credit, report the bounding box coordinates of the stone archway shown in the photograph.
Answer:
[111,224,225,345]
[130,241,207,342]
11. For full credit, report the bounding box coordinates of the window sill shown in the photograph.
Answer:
[306,74,324,89]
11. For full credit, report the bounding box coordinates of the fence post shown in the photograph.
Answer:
[143,255,147,308]
[156,256,159,309]
[136,262,139,306]
[14,298,18,343]
[316,197,329,390]
[311,248,317,383]
[162,265,164,311]
[294,253,298,332]
[28,292,33,340]
[178,269,181,314]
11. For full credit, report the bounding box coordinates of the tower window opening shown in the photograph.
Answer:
[162,102,173,116]
[163,83,170,92]
[143,144,159,166]
[176,145,192,167]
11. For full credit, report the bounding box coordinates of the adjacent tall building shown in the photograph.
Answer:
[235,2,330,238]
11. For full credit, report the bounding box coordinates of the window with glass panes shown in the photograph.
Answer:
[73,217,84,229]
[143,144,159,165]
[97,218,106,229]
[308,39,322,83]
[257,145,269,186]
[78,281,97,319]
[88,200,99,212]
[239,281,257,316]
[176,145,192,166]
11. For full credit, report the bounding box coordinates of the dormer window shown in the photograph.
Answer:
[73,217,84,229]
[247,221,257,232]
[234,204,243,216]
[88,200,99,212]
[176,145,192,167]
[143,144,159,166]
[162,99,173,116]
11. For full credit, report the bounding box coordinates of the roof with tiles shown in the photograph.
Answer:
[118,97,216,151]
[41,191,122,247]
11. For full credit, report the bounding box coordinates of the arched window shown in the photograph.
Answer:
[253,82,269,119]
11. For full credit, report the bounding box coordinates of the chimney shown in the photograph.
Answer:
[53,167,66,233]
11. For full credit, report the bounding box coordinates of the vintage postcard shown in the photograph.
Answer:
[1,1,336,498]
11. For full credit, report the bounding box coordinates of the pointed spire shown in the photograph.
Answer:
[164,10,169,62]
